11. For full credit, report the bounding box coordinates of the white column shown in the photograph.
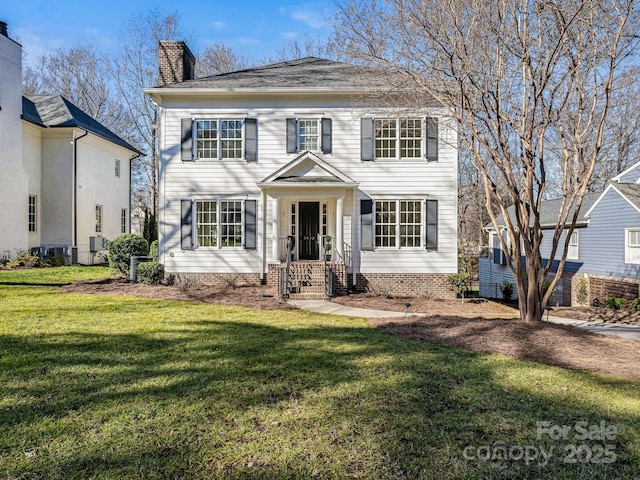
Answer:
[272,196,279,262]
[352,188,358,286]
[336,196,344,263]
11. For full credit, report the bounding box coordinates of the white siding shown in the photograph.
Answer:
[76,135,132,264]
[0,33,28,259]
[159,96,457,275]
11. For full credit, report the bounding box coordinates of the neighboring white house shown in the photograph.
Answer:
[145,42,458,298]
[0,22,139,265]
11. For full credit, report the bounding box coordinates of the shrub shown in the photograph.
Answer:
[447,273,470,300]
[136,262,165,285]
[606,296,627,310]
[149,240,159,260]
[365,279,398,299]
[220,273,241,291]
[631,298,640,311]
[174,273,203,291]
[108,234,149,276]
[501,281,514,302]
[15,249,40,268]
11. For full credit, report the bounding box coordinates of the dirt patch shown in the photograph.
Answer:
[370,315,640,379]
[552,306,640,326]
[59,277,293,311]
[59,278,640,379]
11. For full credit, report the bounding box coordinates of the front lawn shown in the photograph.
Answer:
[1,267,639,479]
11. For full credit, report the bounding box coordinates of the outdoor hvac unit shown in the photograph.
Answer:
[89,236,110,252]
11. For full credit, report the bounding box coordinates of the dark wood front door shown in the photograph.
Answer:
[299,202,319,260]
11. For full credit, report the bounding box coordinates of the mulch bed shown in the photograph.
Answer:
[59,277,293,311]
[369,315,640,379]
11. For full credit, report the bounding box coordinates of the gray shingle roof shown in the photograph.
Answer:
[489,192,601,230]
[22,95,140,154]
[613,183,640,210]
[155,57,390,90]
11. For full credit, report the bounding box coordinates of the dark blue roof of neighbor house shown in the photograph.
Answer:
[22,95,140,154]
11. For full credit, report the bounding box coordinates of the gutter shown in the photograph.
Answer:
[73,129,89,249]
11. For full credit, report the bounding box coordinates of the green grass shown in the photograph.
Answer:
[1,267,639,479]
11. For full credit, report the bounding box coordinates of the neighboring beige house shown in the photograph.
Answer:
[145,42,458,298]
[0,22,139,265]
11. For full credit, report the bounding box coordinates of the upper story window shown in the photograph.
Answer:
[286,117,332,154]
[361,117,438,161]
[196,119,243,159]
[299,119,319,151]
[625,228,640,264]
[115,159,121,178]
[567,230,579,260]
[28,195,37,233]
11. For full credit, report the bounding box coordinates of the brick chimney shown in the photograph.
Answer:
[158,41,196,86]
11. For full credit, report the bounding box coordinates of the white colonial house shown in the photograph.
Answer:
[0,22,139,265]
[145,41,458,298]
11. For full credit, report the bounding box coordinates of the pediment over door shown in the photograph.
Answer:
[257,152,358,188]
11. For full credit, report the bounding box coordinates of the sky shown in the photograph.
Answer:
[3,1,336,66]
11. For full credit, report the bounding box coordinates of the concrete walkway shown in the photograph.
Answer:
[290,299,640,343]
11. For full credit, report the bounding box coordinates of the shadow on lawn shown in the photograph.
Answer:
[1,312,639,479]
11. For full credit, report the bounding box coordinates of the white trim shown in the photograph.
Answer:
[612,160,640,182]
[625,228,640,264]
[258,151,358,186]
[587,184,640,218]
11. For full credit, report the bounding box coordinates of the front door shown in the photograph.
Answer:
[299,202,319,260]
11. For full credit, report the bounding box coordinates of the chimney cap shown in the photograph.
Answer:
[0,21,8,38]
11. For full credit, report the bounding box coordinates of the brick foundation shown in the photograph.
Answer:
[350,273,454,299]
[169,272,265,288]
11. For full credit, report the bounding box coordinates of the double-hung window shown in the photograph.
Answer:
[626,228,640,264]
[374,200,424,248]
[375,118,423,159]
[286,117,332,154]
[567,230,579,260]
[196,200,242,248]
[196,119,243,159]
[362,117,438,161]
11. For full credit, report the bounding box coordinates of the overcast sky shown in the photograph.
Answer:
[3,1,335,65]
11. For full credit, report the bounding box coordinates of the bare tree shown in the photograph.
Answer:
[112,10,184,217]
[335,0,639,321]
[270,34,343,62]
[22,45,128,133]
[196,42,253,77]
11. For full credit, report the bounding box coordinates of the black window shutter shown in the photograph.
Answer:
[361,117,374,161]
[321,117,332,154]
[286,118,298,153]
[244,118,257,161]
[361,199,374,250]
[181,118,194,161]
[244,200,257,250]
[426,117,438,161]
[425,199,438,250]
[181,199,194,250]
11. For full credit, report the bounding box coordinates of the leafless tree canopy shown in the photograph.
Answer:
[196,42,254,77]
[335,0,640,321]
